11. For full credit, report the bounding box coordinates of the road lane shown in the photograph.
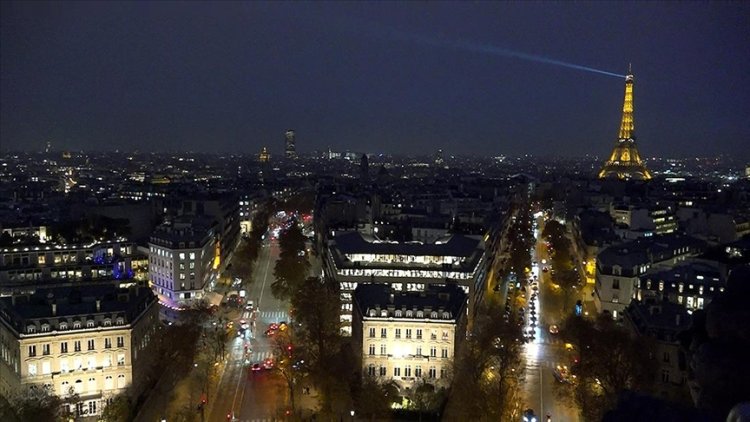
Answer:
[209,238,296,421]
[521,214,581,422]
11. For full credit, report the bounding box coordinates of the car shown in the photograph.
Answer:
[262,358,274,370]
[549,324,559,334]
[269,323,279,331]
[542,266,549,272]
[264,328,275,337]
[251,363,262,371]
[278,321,288,331]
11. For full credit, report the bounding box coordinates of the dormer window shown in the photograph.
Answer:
[115,317,125,325]
[59,322,68,330]
[103,318,112,326]
[86,320,95,328]
[27,325,36,334]
[430,311,438,319]
[442,312,450,319]
[395,310,402,317]
[416,311,424,318]
[380,310,387,318]
[41,324,51,332]
[406,310,413,318]
[73,321,81,329]
[368,309,377,317]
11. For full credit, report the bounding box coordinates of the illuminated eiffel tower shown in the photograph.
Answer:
[598,66,652,180]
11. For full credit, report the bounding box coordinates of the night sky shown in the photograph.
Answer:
[1,2,748,158]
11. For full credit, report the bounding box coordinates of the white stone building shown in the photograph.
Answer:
[0,282,159,418]
[352,283,467,397]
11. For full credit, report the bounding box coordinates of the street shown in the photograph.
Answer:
[520,214,581,422]
[209,239,294,422]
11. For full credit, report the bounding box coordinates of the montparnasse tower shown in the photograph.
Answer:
[598,65,652,180]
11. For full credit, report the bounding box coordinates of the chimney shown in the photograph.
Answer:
[52,303,57,317]
[96,299,101,312]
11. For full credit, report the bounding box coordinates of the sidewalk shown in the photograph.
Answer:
[295,385,321,420]
[136,310,232,421]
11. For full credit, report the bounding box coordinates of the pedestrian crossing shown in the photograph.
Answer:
[249,351,274,362]
[235,419,283,422]
[259,311,288,322]
[525,360,556,370]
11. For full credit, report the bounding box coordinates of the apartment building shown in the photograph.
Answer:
[624,299,692,403]
[594,234,705,320]
[325,231,488,335]
[0,282,159,418]
[0,241,136,294]
[635,261,726,311]
[352,283,467,395]
[148,218,215,307]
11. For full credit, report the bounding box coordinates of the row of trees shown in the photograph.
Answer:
[229,201,273,283]
[272,220,310,300]
[541,219,581,309]
[448,299,526,420]
[507,203,535,279]
[556,313,657,421]
[270,220,412,420]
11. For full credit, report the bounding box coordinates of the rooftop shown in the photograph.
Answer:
[0,281,155,334]
[333,231,481,257]
[353,283,467,320]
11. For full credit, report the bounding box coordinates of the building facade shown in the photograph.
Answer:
[635,261,726,312]
[324,231,489,335]
[148,220,215,307]
[594,234,705,319]
[0,282,159,418]
[0,241,136,294]
[624,299,692,403]
[352,284,467,396]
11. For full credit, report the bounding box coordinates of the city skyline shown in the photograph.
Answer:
[2,2,749,158]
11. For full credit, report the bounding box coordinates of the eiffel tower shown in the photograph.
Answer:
[598,66,652,180]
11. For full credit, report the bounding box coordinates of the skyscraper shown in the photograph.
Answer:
[258,146,270,163]
[285,130,297,159]
[360,153,370,183]
[599,66,652,180]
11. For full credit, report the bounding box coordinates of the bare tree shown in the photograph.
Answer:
[559,313,657,420]
[448,300,525,420]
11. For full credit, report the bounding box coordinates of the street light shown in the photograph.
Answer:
[350,410,355,421]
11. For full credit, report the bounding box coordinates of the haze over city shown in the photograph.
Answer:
[1,2,749,157]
